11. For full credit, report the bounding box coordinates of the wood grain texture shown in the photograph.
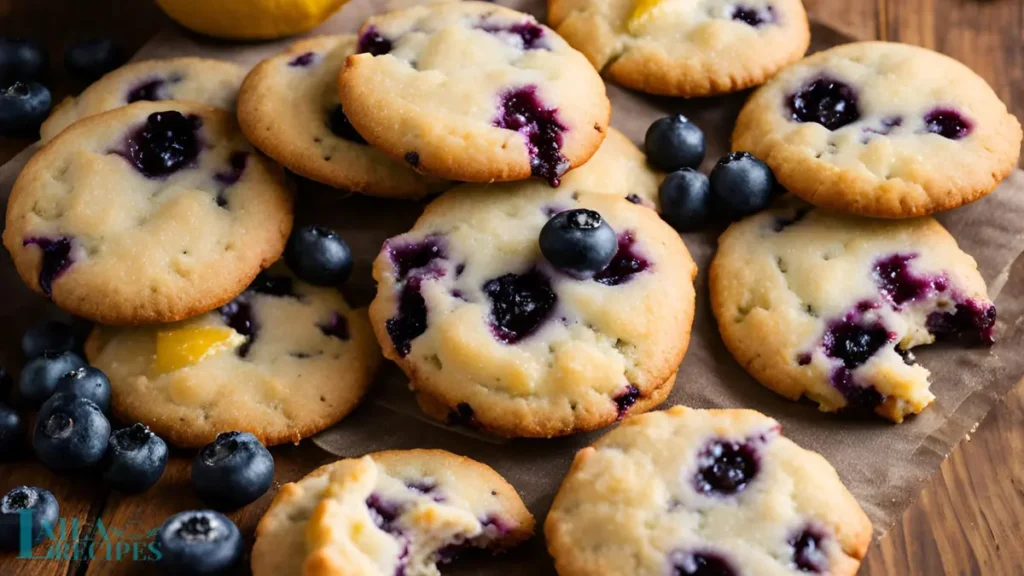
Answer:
[0,0,1022,574]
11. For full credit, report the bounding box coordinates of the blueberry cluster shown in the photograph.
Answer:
[0,37,123,136]
[644,115,778,232]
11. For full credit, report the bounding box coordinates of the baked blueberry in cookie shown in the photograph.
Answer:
[710,199,996,422]
[548,0,810,97]
[251,449,534,576]
[733,42,1023,218]
[546,407,872,576]
[4,101,294,325]
[238,35,447,198]
[370,183,696,437]
[338,2,610,185]
[84,265,381,448]
[40,57,244,143]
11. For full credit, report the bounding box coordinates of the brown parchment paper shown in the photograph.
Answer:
[1,2,1022,573]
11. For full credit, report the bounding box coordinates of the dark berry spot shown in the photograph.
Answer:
[694,438,761,496]
[831,367,885,414]
[248,273,295,297]
[318,312,350,341]
[670,550,738,576]
[625,194,643,204]
[797,353,812,366]
[493,86,569,186]
[126,78,166,103]
[288,52,317,67]
[476,19,548,50]
[483,270,557,344]
[924,108,972,140]
[863,115,903,138]
[176,515,218,542]
[872,253,948,306]
[214,151,248,187]
[614,385,640,418]
[822,318,892,369]
[358,27,393,56]
[22,237,74,297]
[788,78,861,131]
[387,236,447,281]
[729,5,775,26]
[448,402,476,426]
[773,207,811,232]
[791,526,828,573]
[404,151,420,166]
[896,346,916,365]
[593,232,651,286]
[219,300,256,357]
[366,494,402,535]
[112,422,152,452]
[328,104,367,144]
[386,281,429,357]
[125,111,201,178]
[2,488,35,512]
[926,300,996,345]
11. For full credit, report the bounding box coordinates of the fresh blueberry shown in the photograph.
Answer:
[54,367,111,414]
[191,431,274,511]
[65,38,123,82]
[0,81,51,137]
[709,152,776,220]
[22,320,77,359]
[0,404,25,459]
[645,114,706,172]
[539,209,618,277]
[101,424,168,493]
[0,38,47,83]
[659,168,712,232]
[156,510,243,576]
[18,350,86,407]
[0,486,59,550]
[284,225,353,286]
[33,393,110,471]
[125,111,201,178]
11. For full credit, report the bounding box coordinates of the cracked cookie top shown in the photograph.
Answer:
[84,265,381,447]
[548,0,810,96]
[337,1,610,186]
[732,42,1022,218]
[4,101,294,325]
[709,198,995,422]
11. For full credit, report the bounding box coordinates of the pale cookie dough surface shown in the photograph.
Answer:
[548,0,810,97]
[40,57,245,143]
[369,185,696,438]
[4,101,294,325]
[545,407,872,576]
[252,449,534,576]
[238,35,448,199]
[709,198,995,422]
[338,1,610,185]
[732,41,1023,218]
[559,126,664,210]
[85,266,380,447]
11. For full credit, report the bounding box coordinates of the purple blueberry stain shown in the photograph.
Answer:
[288,52,317,67]
[693,436,763,496]
[447,402,476,426]
[219,299,256,357]
[404,151,419,167]
[926,300,996,345]
[625,194,643,205]
[669,550,738,576]
[773,206,811,232]
[358,26,393,56]
[476,18,548,50]
[483,269,557,344]
[318,312,350,341]
[214,151,249,187]
[387,235,447,281]
[366,494,403,536]
[872,253,948,307]
[123,111,202,178]
[593,231,651,286]
[23,237,74,298]
[728,4,775,27]
[386,280,429,357]
[831,367,885,414]
[924,108,972,140]
[790,526,828,573]
[788,77,861,130]
[493,85,569,186]
[822,316,893,370]
[863,115,903,138]
[613,385,640,419]
[328,104,367,144]
[126,78,168,103]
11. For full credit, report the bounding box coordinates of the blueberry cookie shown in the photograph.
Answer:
[561,126,664,209]
[369,184,696,437]
[84,266,380,447]
[709,199,996,422]
[239,36,448,199]
[732,42,1023,218]
[40,57,245,143]
[548,0,810,97]
[546,407,872,576]
[252,449,534,576]
[4,102,294,325]
[338,1,610,186]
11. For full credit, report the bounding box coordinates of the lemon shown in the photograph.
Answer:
[153,326,244,374]
[156,0,351,40]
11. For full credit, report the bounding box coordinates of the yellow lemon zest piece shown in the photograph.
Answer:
[153,326,243,374]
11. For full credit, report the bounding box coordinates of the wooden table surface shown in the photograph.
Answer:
[0,0,1022,574]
